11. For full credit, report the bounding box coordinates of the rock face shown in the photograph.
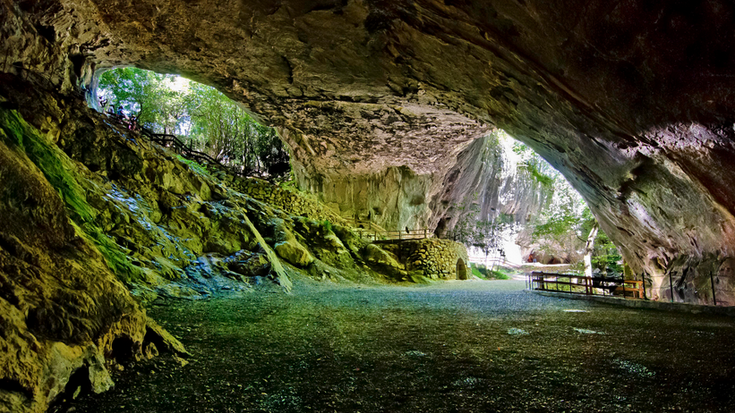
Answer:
[0,80,188,413]
[430,134,550,237]
[375,238,469,282]
[3,0,735,329]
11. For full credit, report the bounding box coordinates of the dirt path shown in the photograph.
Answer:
[66,279,735,412]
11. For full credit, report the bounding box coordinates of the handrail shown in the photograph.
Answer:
[109,113,247,177]
[357,228,433,241]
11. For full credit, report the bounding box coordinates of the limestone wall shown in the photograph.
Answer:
[379,239,469,280]
[224,176,345,225]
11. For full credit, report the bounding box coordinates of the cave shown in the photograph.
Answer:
[4,0,735,411]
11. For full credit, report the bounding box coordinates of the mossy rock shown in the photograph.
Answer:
[274,238,314,267]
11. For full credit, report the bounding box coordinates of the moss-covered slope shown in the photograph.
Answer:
[0,74,444,412]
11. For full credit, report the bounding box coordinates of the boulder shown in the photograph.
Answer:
[274,238,314,267]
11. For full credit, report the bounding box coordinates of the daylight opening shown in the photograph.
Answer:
[453,131,622,281]
[92,67,291,181]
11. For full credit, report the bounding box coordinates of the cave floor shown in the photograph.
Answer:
[67,279,735,413]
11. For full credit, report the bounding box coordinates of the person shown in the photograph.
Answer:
[116,105,124,119]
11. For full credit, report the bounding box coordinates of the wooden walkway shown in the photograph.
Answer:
[107,112,248,177]
[350,220,433,241]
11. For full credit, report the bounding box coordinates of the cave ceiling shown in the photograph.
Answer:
[4,0,735,280]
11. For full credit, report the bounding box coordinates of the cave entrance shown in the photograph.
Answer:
[90,67,291,181]
[456,258,468,280]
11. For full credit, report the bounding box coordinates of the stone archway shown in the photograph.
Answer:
[456,259,468,280]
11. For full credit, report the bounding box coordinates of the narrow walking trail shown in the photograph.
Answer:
[66,279,735,412]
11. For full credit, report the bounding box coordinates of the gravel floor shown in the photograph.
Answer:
[66,278,735,412]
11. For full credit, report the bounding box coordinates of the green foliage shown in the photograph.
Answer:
[97,68,291,180]
[591,230,623,275]
[513,142,555,189]
[531,196,589,240]
[322,220,333,233]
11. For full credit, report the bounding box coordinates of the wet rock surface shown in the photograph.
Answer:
[66,280,735,413]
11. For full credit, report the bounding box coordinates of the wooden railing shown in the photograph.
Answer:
[357,228,433,242]
[527,271,645,299]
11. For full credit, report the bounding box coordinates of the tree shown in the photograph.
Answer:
[96,67,291,181]
[515,141,622,274]
[97,68,190,134]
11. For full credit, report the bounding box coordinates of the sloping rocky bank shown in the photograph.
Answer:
[0,75,468,413]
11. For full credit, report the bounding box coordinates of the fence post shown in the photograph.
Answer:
[621,278,626,300]
[669,273,674,303]
[642,273,647,300]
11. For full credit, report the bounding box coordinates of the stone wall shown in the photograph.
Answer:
[378,238,469,281]
[222,175,346,225]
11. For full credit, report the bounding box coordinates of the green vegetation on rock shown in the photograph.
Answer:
[0,108,143,283]
[0,109,93,223]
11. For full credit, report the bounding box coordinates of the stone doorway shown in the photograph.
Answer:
[456,259,468,280]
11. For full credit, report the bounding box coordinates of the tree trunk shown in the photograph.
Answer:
[584,223,599,277]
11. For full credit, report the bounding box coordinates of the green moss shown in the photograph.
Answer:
[0,109,93,222]
[176,155,209,176]
[0,108,140,284]
[322,220,332,233]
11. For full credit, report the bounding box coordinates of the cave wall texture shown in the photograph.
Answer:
[3,0,735,330]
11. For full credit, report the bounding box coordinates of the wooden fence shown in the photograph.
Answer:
[356,228,433,242]
[527,271,645,299]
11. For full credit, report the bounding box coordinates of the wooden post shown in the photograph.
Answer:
[669,273,674,303]
[621,278,626,299]
[642,273,647,300]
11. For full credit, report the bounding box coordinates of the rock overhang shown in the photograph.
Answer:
[4,0,735,298]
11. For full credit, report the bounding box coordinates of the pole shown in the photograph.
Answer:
[710,271,717,306]
[621,277,626,300]
[641,273,647,300]
[669,272,674,303]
